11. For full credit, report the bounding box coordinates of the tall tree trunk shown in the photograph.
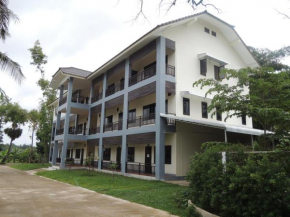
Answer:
[29,129,34,163]
[1,138,13,164]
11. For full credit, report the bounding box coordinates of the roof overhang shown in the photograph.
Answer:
[198,53,229,66]
[181,91,212,102]
[161,113,265,136]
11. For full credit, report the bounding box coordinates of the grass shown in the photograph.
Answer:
[10,163,51,170]
[37,170,188,217]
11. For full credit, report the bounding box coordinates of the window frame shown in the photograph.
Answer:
[165,146,172,164]
[200,59,207,76]
[183,98,190,115]
[103,148,111,161]
[202,102,208,119]
[127,147,135,162]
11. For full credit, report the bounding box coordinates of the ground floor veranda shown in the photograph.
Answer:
[50,121,255,180]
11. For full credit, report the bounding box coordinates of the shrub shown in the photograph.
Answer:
[186,142,290,217]
[185,205,202,217]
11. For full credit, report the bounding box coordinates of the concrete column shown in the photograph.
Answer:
[155,36,166,180]
[87,82,94,135]
[52,141,59,165]
[98,73,107,169]
[121,58,130,174]
[224,129,227,142]
[58,85,64,106]
[49,123,55,163]
[60,77,74,168]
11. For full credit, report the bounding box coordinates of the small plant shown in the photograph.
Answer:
[84,153,95,175]
[109,162,118,178]
[173,190,190,208]
[186,205,202,217]
[66,158,74,170]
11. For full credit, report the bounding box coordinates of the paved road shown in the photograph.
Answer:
[0,166,175,217]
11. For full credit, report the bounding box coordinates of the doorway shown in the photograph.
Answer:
[116,147,121,170]
[145,146,152,174]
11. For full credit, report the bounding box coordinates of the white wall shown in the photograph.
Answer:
[163,19,253,128]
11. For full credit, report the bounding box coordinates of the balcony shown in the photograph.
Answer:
[68,127,86,135]
[129,65,156,87]
[91,92,103,104]
[104,121,123,132]
[89,126,100,135]
[71,95,89,104]
[106,81,124,97]
[56,128,64,135]
[128,113,155,128]
[166,65,175,77]
[59,97,67,106]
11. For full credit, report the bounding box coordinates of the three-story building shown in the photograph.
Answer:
[49,11,262,180]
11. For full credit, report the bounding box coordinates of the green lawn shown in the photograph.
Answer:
[10,163,51,170]
[37,170,187,217]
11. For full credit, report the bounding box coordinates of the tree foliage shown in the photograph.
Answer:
[0,0,24,88]
[0,102,27,163]
[28,40,47,77]
[193,66,290,145]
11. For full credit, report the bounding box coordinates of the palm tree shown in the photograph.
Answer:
[0,0,25,97]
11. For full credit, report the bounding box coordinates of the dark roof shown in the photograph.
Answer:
[52,67,93,78]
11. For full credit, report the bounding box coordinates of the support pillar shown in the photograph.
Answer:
[60,77,73,168]
[87,82,94,135]
[155,36,166,180]
[121,58,130,174]
[52,141,59,165]
[98,72,107,169]
[224,129,227,142]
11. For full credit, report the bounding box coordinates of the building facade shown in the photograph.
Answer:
[49,11,261,180]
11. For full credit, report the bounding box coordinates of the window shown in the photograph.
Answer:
[242,114,247,125]
[214,65,220,80]
[204,27,210,34]
[75,149,81,158]
[105,115,113,124]
[216,106,222,121]
[103,148,111,161]
[127,147,135,162]
[143,103,155,118]
[202,102,208,118]
[183,98,190,115]
[212,31,217,37]
[165,146,172,164]
[66,149,70,158]
[128,109,136,122]
[200,59,207,76]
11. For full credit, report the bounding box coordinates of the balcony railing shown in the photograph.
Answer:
[56,128,64,135]
[105,81,124,97]
[102,161,121,171]
[91,91,103,104]
[104,121,123,132]
[71,95,89,104]
[59,97,67,106]
[166,113,176,125]
[89,126,100,135]
[166,65,175,77]
[126,162,155,176]
[68,127,85,135]
[129,65,156,87]
[128,113,155,128]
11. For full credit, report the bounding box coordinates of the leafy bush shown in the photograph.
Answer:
[185,205,202,217]
[173,190,191,208]
[186,142,290,217]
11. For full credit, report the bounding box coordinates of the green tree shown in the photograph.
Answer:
[193,67,290,146]
[0,0,25,97]
[28,41,56,161]
[0,102,27,164]
[27,109,40,163]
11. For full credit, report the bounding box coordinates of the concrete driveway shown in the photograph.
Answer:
[0,166,175,217]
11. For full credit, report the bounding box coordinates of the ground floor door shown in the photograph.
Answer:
[145,146,152,174]
[116,147,121,170]
[80,149,84,165]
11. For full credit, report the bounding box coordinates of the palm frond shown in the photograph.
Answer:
[0,0,19,41]
[0,51,25,84]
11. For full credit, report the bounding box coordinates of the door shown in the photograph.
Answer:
[116,147,121,169]
[145,146,152,174]
[105,115,113,131]
[118,112,123,130]
[143,103,155,125]
[80,149,84,165]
